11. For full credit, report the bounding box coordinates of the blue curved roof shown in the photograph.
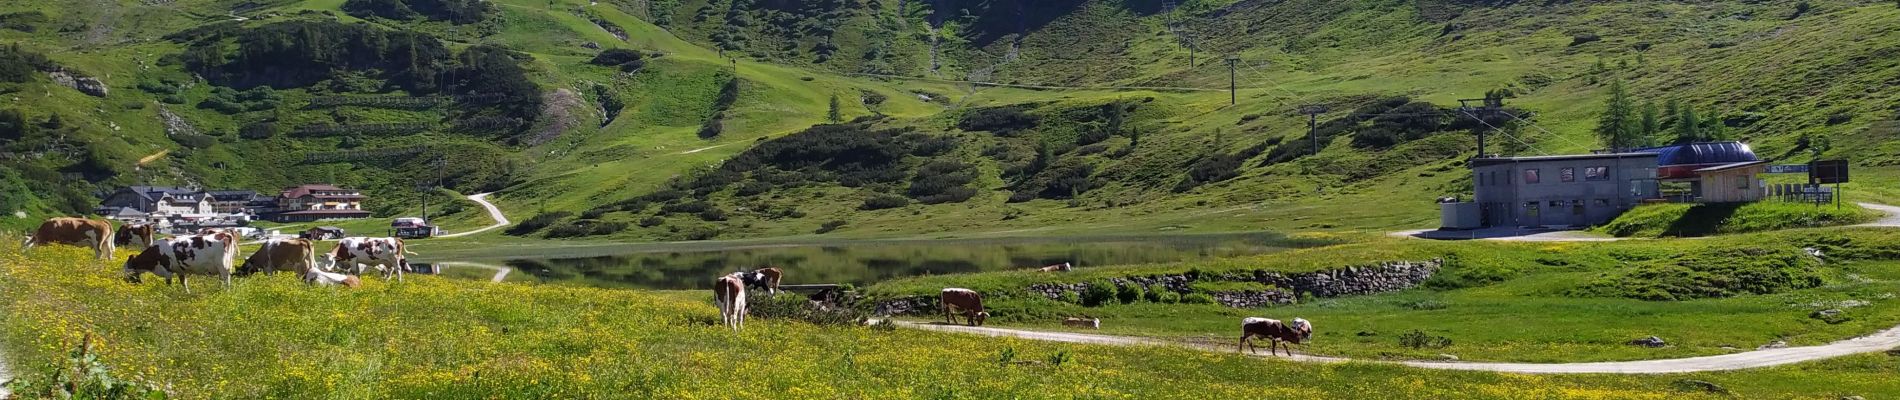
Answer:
[1632,141,1759,167]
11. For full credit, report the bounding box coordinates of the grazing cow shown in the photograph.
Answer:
[321,237,413,282]
[1239,317,1314,356]
[731,267,783,294]
[24,217,115,259]
[114,223,156,252]
[238,238,320,276]
[1062,317,1101,329]
[122,232,238,293]
[713,276,747,332]
[1038,262,1073,272]
[303,268,362,288]
[940,288,989,326]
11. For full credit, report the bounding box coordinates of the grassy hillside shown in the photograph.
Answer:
[4,0,1899,242]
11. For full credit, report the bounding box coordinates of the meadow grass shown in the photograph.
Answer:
[1596,202,1877,238]
[870,228,1900,363]
[7,238,1900,398]
[0,238,1809,400]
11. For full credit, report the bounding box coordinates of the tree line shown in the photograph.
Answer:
[1594,79,1731,150]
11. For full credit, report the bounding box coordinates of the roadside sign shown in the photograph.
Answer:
[1766,164,1809,174]
[1810,160,1849,184]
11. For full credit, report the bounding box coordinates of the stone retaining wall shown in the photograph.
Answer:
[876,259,1439,314]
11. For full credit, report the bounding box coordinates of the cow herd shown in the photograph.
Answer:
[712,262,1317,357]
[22,217,412,293]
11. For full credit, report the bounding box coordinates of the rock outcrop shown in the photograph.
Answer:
[48,71,108,97]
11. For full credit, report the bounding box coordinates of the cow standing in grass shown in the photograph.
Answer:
[713,275,747,332]
[303,268,362,288]
[1239,317,1313,356]
[114,223,156,253]
[238,238,320,276]
[122,232,239,294]
[940,288,989,326]
[24,217,115,259]
[322,237,413,282]
[732,267,782,294]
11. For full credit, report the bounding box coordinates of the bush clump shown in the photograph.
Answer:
[545,220,628,238]
[1117,284,1144,304]
[815,220,847,234]
[1081,281,1119,307]
[1181,293,1216,305]
[507,211,573,236]
[860,194,910,210]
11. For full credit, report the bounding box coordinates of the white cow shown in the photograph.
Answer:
[122,232,239,293]
[322,237,414,282]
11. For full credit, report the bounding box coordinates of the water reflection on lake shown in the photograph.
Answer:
[430,232,1312,290]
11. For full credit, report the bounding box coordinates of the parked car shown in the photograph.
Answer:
[302,226,346,240]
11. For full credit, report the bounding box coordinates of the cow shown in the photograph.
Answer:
[713,275,747,332]
[303,268,362,288]
[237,238,320,276]
[121,232,238,294]
[1239,317,1314,356]
[321,237,414,282]
[24,217,115,259]
[731,267,782,294]
[940,288,989,326]
[1062,317,1101,329]
[1038,262,1073,272]
[113,223,156,253]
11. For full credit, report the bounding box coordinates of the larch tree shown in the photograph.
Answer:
[1594,79,1638,150]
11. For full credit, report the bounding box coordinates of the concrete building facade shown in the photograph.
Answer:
[1464,153,1661,228]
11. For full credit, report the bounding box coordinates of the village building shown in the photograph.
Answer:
[1441,141,1763,229]
[96,186,214,219]
[271,184,372,222]
[206,190,278,215]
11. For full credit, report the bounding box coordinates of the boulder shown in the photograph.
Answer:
[48,71,108,97]
[1629,336,1666,348]
[1811,309,1851,324]
[1758,340,1788,350]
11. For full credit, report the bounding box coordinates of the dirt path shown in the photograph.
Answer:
[1854,203,1900,227]
[678,143,732,155]
[887,320,1900,374]
[439,193,509,238]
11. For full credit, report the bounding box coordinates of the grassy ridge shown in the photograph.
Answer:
[0,239,1789,399]
[1597,202,1877,238]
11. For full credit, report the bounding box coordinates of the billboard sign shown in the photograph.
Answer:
[1810,160,1849,184]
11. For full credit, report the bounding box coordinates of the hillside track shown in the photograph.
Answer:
[886,320,1900,374]
[439,193,510,238]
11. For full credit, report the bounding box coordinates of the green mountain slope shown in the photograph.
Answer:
[0,0,1895,239]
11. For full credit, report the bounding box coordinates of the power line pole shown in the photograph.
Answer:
[1458,96,1505,158]
[1225,56,1239,105]
[1301,105,1328,156]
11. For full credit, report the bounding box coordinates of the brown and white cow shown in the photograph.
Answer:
[1038,262,1073,272]
[303,268,362,288]
[940,288,989,326]
[238,238,320,276]
[122,232,238,293]
[1239,317,1313,356]
[321,237,413,282]
[113,223,156,253]
[731,267,783,294]
[713,275,747,332]
[24,217,115,259]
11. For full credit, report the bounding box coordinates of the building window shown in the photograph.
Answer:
[1549,200,1564,207]
[1594,199,1610,207]
[1523,169,1541,184]
[1585,166,1609,181]
[1738,176,1751,190]
[1560,167,1575,182]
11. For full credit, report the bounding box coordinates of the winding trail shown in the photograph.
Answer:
[1853,203,1900,227]
[439,193,509,238]
[889,320,1900,374]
